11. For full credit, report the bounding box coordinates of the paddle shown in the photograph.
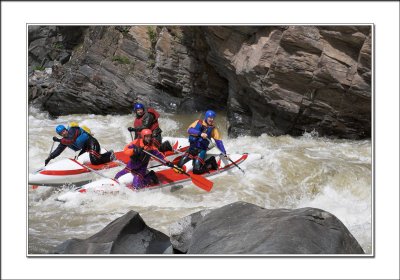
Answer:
[34,140,56,173]
[221,153,245,174]
[206,138,245,174]
[141,149,213,192]
[70,158,119,183]
[49,140,55,156]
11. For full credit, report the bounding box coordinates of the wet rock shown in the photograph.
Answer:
[28,26,371,139]
[169,209,211,253]
[202,26,371,139]
[171,201,364,254]
[53,210,171,254]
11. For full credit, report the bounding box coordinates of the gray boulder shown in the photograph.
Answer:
[54,210,171,254]
[170,201,364,254]
[169,209,211,253]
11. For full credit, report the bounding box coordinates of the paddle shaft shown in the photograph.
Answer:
[49,141,55,157]
[141,149,213,192]
[206,138,245,174]
[35,140,56,173]
[71,159,119,183]
[223,153,245,174]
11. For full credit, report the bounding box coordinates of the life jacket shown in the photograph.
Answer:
[69,122,92,135]
[123,138,158,164]
[188,120,214,150]
[133,108,160,132]
[68,122,90,151]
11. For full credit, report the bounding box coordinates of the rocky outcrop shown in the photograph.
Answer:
[28,25,371,139]
[53,210,171,254]
[169,201,365,254]
[201,26,371,139]
[28,25,228,116]
[53,202,364,254]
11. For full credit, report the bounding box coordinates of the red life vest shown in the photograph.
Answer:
[133,108,160,132]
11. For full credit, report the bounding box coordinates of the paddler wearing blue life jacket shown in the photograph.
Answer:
[176,110,226,175]
[45,123,116,166]
[127,103,173,153]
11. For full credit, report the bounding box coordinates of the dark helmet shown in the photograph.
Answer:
[205,110,216,120]
[56,125,66,135]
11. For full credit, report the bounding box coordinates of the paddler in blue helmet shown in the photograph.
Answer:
[45,124,116,166]
[127,102,173,152]
[176,110,226,174]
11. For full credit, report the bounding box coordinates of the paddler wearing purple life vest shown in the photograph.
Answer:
[176,110,226,175]
[127,103,173,152]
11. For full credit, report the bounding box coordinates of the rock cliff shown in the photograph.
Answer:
[28,25,371,139]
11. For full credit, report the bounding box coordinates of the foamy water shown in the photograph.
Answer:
[28,106,372,254]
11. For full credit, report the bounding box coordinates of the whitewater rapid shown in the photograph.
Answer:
[28,106,372,254]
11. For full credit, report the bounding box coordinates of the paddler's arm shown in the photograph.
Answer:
[211,128,227,155]
[150,149,174,167]
[123,141,137,157]
[59,127,79,146]
[45,143,67,165]
[187,121,201,136]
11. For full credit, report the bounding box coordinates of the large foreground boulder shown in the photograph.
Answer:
[54,210,171,254]
[169,201,364,254]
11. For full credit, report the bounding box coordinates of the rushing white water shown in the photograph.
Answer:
[28,106,372,254]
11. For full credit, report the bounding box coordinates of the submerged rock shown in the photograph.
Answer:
[53,210,171,254]
[170,201,364,254]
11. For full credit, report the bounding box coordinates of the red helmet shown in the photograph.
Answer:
[141,129,152,138]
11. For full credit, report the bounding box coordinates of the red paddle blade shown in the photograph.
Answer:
[190,174,213,192]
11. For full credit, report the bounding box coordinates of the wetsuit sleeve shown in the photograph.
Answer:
[187,120,201,136]
[135,113,155,131]
[49,143,67,159]
[215,140,227,155]
[150,149,166,161]
[211,128,226,154]
[60,127,79,146]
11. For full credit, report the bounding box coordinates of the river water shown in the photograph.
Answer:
[28,106,372,254]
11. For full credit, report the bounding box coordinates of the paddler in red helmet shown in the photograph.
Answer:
[128,103,173,152]
[115,129,174,190]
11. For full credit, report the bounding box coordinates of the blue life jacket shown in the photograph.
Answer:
[69,127,90,151]
[188,120,214,150]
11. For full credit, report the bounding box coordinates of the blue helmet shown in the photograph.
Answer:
[205,110,216,120]
[56,125,66,135]
[133,103,145,112]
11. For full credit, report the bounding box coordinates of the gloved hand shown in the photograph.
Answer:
[166,161,174,168]
[128,127,137,132]
[133,146,144,156]
[173,166,184,174]
[221,153,228,159]
[45,157,51,166]
[52,136,61,142]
